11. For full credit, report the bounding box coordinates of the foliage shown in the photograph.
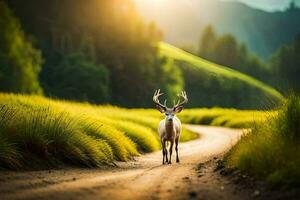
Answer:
[0,1,43,94]
[198,26,271,85]
[198,25,216,61]
[158,58,184,103]
[227,95,300,187]
[41,51,110,104]
[269,36,300,92]
[6,0,182,107]
[0,93,197,169]
[176,108,270,128]
[160,42,283,109]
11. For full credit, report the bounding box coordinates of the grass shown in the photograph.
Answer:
[175,108,271,128]
[130,107,270,129]
[159,42,283,103]
[226,95,300,187]
[0,93,198,169]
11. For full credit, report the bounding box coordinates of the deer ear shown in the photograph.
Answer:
[156,105,166,113]
[173,106,183,113]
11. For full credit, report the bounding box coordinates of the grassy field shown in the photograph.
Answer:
[177,108,273,128]
[159,42,283,109]
[133,108,270,128]
[226,95,300,187]
[0,93,198,169]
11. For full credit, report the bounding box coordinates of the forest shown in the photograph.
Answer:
[1,0,296,109]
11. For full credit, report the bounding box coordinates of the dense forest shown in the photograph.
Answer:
[5,0,170,107]
[0,0,291,109]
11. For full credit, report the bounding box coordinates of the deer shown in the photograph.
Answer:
[153,89,188,165]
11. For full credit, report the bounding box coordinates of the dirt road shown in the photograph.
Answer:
[0,125,247,200]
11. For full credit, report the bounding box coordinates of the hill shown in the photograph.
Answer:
[159,42,283,108]
[134,0,300,59]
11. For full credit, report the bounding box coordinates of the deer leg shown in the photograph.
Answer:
[162,140,166,165]
[165,141,169,163]
[168,140,174,164]
[175,137,180,163]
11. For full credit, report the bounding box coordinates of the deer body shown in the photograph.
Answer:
[158,116,181,142]
[153,89,188,165]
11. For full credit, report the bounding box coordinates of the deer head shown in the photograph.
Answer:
[153,89,188,121]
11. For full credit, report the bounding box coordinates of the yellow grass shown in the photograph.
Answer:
[0,93,198,169]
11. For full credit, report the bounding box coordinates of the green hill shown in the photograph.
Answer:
[159,42,283,108]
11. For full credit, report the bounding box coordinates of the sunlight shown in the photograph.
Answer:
[135,0,169,6]
[153,0,168,4]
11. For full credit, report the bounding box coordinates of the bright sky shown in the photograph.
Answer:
[224,0,300,11]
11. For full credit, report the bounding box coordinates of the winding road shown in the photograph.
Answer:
[0,125,245,200]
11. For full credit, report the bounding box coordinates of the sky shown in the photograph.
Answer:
[224,0,300,11]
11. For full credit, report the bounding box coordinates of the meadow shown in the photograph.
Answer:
[1,91,272,170]
[132,107,270,128]
[0,93,198,169]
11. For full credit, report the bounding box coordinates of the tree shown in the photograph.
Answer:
[197,26,272,85]
[198,25,216,60]
[41,40,110,104]
[0,1,43,94]
[213,34,239,67]
[159,58,184,103]
[270,36,300,92]
[8,0,172,107]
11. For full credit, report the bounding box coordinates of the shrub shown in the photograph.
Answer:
[226,95,300,187]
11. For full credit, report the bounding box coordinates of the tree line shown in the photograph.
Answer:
[0,0,183,107]
[185,25,300,94]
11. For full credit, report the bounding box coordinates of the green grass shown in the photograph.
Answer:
[159,42,283,104]
[226,95,300,187]
[174,108,271,128]
[0,93,198,169]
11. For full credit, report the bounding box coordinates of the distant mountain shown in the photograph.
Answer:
[133,0,300,59]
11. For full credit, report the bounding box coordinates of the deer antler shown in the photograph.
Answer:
[153,89,167,109]
[173,91,188,109]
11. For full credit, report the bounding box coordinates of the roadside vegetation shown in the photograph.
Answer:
[226,95,300,187]
[177,108,272,128]
[0,93,197,169]
[131,107,269,128]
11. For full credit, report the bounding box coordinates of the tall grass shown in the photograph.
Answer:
[176,108,270,128]
[227,95,300,187]
[0,93,198,169]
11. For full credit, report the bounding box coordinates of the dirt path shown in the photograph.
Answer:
[0,125,248,200]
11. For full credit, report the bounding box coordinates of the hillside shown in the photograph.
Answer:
[159,42,283,108]
[134,0,300,59]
